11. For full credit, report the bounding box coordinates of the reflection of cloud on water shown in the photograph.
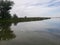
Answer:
[0,18,60,45]
[46,28,60,38]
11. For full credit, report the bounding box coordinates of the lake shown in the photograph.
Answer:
[0,18,60,45]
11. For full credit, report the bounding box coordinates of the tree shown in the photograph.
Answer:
[0,0,14,19]
[25,16,27,19]
[13,14,18,19]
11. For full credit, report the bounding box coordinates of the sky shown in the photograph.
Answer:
[10,0,60,17]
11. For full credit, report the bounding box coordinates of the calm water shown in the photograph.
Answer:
[0,18,60,45]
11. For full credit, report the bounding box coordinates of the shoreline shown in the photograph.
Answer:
[0,17,51,22]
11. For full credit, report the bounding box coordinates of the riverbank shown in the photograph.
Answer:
[0,17,51,22]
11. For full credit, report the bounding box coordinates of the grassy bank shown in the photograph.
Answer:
[0,17,51,22]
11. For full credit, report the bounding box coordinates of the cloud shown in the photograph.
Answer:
[10,0,60,17]
[27,0,60,7]
[47,0,60,7]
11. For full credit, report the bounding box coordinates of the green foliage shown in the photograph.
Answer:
[24,16,27,19]
[13,14,18,19]
[0,0,14,19]
[0,17,50,22]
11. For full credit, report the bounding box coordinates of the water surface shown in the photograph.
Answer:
[0,18,60,45]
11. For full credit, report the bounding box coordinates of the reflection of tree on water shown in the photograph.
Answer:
[0,22,16,40]
[13,22,18,26]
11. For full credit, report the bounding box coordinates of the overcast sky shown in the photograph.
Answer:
[10,0,60,17]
